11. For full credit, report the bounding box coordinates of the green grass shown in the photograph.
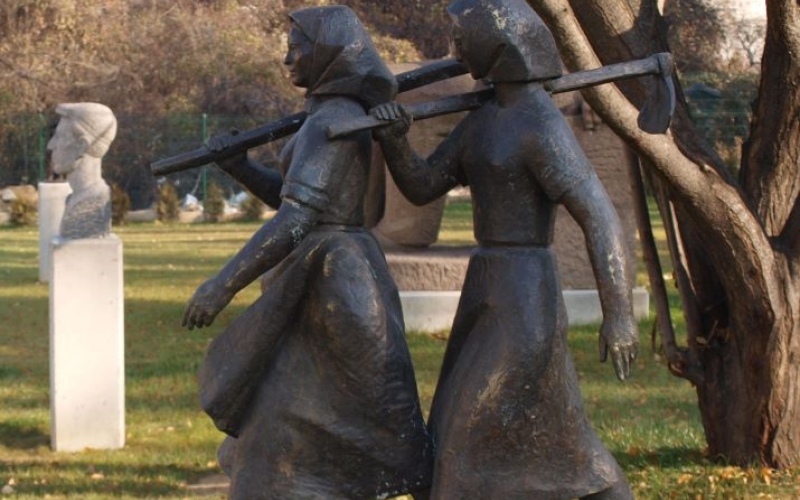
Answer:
[1,207,798,499]
[438,200,475,246]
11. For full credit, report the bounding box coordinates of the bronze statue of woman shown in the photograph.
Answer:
[182,6,433,500]
[372,0,639,499]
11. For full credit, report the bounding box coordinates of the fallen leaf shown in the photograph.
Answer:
[761,467,772,485]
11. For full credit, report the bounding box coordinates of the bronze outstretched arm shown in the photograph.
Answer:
[182,199,318,330]
[183,109,349,330]
[561,175,639,381]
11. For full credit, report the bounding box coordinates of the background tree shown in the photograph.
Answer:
[156,182,180,223]
[662,0,726,73]
[240,193,266,222]
[729,16,767,69]
[0,0,428,204]
[203,182,226,223]
[526,0,799,467]
[110,182,130,226]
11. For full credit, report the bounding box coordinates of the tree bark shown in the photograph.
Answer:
[527,0,800,467]
[741,0,800,240]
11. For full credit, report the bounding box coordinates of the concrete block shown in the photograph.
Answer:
[400,291,462,332]
[38,182,72,282]
[400,287,650,333]
[563,287,650,325]
[125,208,157,223]
[50,235,125,451]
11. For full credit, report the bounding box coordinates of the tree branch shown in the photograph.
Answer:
[782,196,800,257]
[630,155,703,384]
[528,0,780,327]
[566,0,733,182]
[0,55,54,88]
[740,0,800,236]
[660,188,704,353]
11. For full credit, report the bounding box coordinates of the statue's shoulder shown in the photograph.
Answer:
[519,89,562,121]
[518,92,577,148]
[308,97,366,125]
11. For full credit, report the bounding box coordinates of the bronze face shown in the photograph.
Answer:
[284,25,314,89]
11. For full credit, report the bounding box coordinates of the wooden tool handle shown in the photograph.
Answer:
[326,89,494,139]
[150,60,468,177]
[151,113,306,176]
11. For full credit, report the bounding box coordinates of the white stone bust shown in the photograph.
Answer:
[47,103,117,239]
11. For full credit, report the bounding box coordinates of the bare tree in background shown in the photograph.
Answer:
[730,16,767,68]
[527,0,799,468]
[662,0,726,72]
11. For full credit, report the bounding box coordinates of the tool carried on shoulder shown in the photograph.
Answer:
[151,53,674,177]
[150,60,468,176]
[327,53,675,140]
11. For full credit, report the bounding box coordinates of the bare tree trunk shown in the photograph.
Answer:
[527,0,800,467]
[741,0,800,239]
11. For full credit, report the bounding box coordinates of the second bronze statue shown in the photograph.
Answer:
[372,0,640,499]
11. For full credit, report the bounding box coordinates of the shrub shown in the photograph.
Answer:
[110,183,130,226]
[9,195,37,226]
[157,182,180,222]
[240,193,265,221]
[203,182,226,223]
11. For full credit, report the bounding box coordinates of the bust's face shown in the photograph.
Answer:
[47,118,86,176]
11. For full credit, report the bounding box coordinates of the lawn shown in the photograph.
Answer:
[1,203,798,499]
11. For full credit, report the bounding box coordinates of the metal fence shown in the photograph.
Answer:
[0,114,48,187]
[0,112,281,209]
[0,89,755,208]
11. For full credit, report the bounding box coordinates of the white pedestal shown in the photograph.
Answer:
[400,287,650,333]
[399,291,462,332]
[38,182,72,283]
[49,235,125,451]
[563,288,650,325]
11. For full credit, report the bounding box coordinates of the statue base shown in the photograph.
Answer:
[384,245,649,332]
[38,182,73,283]
[49,235,125,451]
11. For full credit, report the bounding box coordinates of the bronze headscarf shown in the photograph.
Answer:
[288,6,397,109]
[447,0,562,83]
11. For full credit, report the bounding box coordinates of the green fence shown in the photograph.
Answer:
[0,87,755,208]
[0,112,280,209]
[0,114,48,187]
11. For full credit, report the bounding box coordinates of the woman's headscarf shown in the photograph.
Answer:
[288,6,397,109]
[446,0,562,83]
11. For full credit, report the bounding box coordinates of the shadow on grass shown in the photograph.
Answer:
[617,445,709,470]
[0,420,49,450]
[0,458,209,497]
